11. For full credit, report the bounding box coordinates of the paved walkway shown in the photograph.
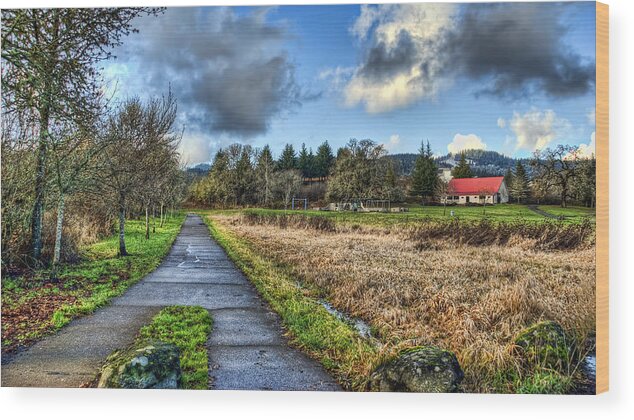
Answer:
[1,214,340,391]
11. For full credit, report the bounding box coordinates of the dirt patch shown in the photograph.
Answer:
[2,284,79,354]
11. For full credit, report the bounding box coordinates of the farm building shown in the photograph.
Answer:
[445,176,509,205]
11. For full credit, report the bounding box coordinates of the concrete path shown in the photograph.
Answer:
[1,214,340,391]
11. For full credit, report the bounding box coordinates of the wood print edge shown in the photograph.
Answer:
[595,0,609,395]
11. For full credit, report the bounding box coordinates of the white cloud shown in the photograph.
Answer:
[383,134,401,152]
[342,3,457,113]
[178,133,212,165]
[576,131,596,158]
[509,109,570,151]
[447,133,487,154]
[497,117,506,128]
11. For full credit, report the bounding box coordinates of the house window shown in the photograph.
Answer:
[453,196,459,200]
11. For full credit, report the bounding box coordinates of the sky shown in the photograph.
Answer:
[103,2,597,165]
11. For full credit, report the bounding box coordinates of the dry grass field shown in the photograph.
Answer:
[211,212,596,393]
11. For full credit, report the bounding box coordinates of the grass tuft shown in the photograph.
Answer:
[139,305,213,389]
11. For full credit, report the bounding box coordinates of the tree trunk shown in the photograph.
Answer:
[152,204,156,233]
[30,115,49,264]
[119,196,128,256]
[561,189,568,208]
[160,203,165,227]
[145,205,150,240]
[52,193,65,267]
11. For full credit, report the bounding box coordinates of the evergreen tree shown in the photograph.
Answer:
[451,152,473,178]
[382,158,404,202]
[277,143,298,171]
[409,140,438,203]
[314,141,335,178]
[504,168,514,201]
[297,143,314,178]
[510,161,530,203]
[235,146,255,206]
[255,145,275,206]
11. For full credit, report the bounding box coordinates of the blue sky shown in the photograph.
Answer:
[104,2,597,164]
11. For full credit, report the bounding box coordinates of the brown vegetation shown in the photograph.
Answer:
[216,214,596,392]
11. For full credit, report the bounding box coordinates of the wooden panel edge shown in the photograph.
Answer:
[595,0,609,395]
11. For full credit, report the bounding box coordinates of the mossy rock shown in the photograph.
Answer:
[514,321,575,372]
[98,341,182,389]
[368,346,464,393]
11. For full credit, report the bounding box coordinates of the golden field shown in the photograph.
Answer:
[212,213,596,392]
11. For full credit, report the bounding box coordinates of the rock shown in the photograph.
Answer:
[368,346,464,393]
[514,321,574,371]
[98,341,182,389]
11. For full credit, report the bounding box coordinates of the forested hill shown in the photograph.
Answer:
[389,150,528,177]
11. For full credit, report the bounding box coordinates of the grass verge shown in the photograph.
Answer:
[201,212,379,391]
[139,305,212,389]
[1,214,185,353]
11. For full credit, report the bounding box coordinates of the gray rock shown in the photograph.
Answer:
[514,321,574,371]
[368,346,463,393]
[98,341,182,389]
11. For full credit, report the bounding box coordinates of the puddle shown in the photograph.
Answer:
[319,300,374,340]
[583,354,596,380]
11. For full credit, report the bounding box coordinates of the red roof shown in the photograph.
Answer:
[448,176,504,195]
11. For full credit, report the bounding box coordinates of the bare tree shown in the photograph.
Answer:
[273,170,303,210]
[1,7,162,264]
[99,93,179,255]
[531,145,583,208]
[48,122,107,269]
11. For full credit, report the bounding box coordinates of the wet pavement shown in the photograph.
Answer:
[1,214,340,391]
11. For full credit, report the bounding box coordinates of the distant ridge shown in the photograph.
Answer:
[388,149,529,177]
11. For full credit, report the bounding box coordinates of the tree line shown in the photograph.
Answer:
[189,138,405,208]
[1,8,187,271]
[189,138,596,210]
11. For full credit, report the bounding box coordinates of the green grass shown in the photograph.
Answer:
[539,205,596,221]
[231,203,594,228]
[139,305,212,389]
[200,212,379,390]
[1,214,185,351]
[51,215,186,327]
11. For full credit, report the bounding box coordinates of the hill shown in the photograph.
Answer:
[389,150,529,177]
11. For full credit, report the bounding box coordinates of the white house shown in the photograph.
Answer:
[445,176,509,205]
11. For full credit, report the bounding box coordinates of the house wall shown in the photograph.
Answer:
[498,180,509,203]
[445,195,496,204]
[444,179,509,205]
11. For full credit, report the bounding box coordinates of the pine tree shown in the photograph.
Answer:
[409,140,438,203]
[298,143,314,178]
[504,168,514,202]
[235,146,255,206]
[451,152,473,178]
[314,141,335,178]
[510,161,530,203]
[277,144,298,171]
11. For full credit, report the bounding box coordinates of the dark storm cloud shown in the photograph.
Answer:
[122,7,307,138]
[451,2,595,98]
[353,2,595,102]
[359,29,419,81]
